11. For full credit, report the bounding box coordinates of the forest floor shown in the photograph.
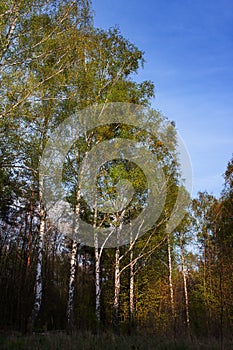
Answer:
[0,331,232,350]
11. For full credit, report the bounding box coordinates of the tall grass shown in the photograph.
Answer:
[0,331,230,350]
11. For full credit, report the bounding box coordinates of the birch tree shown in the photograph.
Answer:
[1,0,96,332]
[179,230,191,338]
[167,232,176,332]
[60,24,154,330]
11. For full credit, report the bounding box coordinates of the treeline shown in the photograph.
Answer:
[0,0,232,343]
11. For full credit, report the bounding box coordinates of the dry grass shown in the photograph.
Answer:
[0,331,231,350]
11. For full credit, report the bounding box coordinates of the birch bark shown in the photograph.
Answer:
[67,188,81,332]
[93,198,101,323]
[113,211,125,331]
[129,222,135,332]
[179,233,191,339]
[167,233,176,336]
[28,178,45,333]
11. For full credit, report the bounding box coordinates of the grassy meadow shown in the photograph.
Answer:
[0,331,231,350]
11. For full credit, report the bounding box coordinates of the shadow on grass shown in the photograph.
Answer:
[0,331,232,350]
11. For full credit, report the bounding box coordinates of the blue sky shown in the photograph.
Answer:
[92,0,233,198]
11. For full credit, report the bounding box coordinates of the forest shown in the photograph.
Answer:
[0,1,232,349]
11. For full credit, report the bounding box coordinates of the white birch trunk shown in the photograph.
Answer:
[113,212,125,330]
[66,145,88,330]
[167,234,175,316]
[113,244,121,329]
[67,187,81,331]
[129,247,135,330]
[129,222,135,331]
[180,233,191,338]
[67,239,78,330]
[28,181,45,333]
[0,4,19,62]
[93,198,101,323]
[95,245,101,323]
[167,234,176,334]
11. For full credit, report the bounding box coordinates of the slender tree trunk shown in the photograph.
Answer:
[180,233,191,339]
[93,198,101,324]
[67,186,81,332]
[0,4,20,62]
[27,182,45,333]
[167,234,176,336]
[129,247,135,332]
[66,147,88,331]
[129,221,135,333]
[112,211,125,331]
[113,244,121,331]
[95,246,101,323]
[67,239,78,332]
[26,188,35,278]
